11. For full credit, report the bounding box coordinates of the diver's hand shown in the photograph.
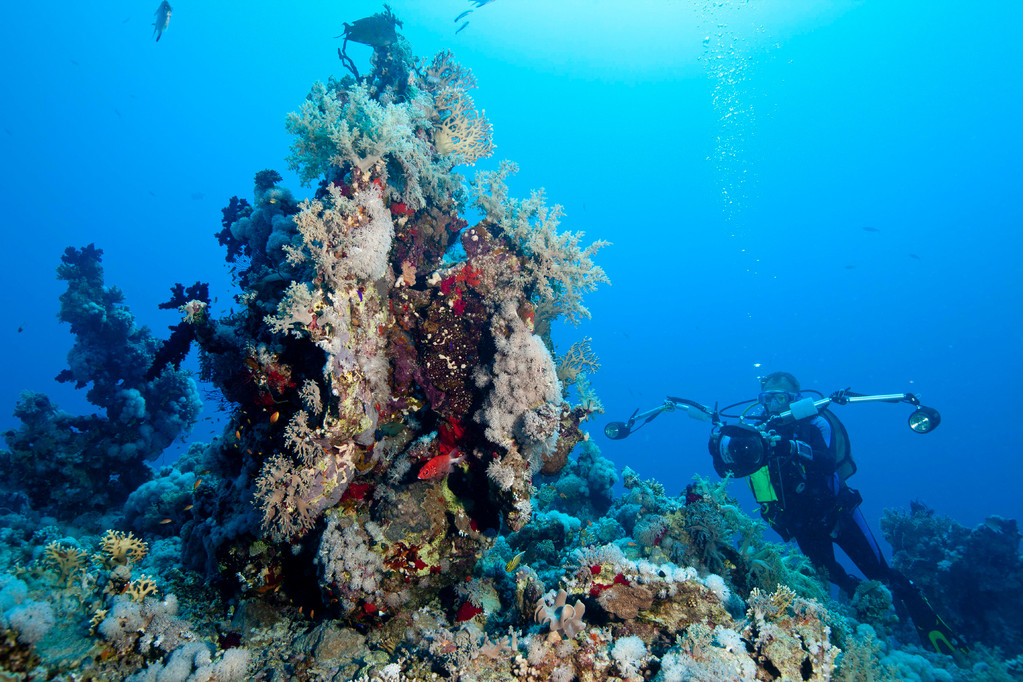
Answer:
[766,431,788,457]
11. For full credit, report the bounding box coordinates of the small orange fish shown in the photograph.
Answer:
[193,478,203,491]
[183,504,194,511]
[235,429,241,440]
[270,411,280,424]
[418,449,465,480]
[159,518,173,525]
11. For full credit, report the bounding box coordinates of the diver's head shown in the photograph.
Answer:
[759,371,801,415]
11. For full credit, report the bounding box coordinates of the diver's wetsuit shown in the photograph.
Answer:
[710,405,887,593]
[709,406,962,655]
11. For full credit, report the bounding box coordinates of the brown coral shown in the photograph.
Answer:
[597,582,654,620]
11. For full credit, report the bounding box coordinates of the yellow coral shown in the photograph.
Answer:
[124,575,159,602]
[42,541,89,585]
[98,530,148,568]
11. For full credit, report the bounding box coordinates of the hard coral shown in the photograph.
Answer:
[99,530,149,568]
[425,50,495,166]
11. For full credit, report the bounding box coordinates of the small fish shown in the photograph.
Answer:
[455,9,473,21]
[418,449,466,480]
[183,504,194,511]
[376,422,405,437]
[909,253,921,260]
[270,411,280,424]
[151,0,171,41]
[159,518,173,525]
[193,477,203,490]
[862,226,880,233]
[455,21,469,34]
[153,1,172,42]
[844,265,856,269]
[506,551,526,573]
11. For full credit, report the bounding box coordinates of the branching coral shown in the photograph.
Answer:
[557,337,600,386]
[472,162,610,327]
[98,530,149,568]
[42,542,89,586]
[424,50,495,165]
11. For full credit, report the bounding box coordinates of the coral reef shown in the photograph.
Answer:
[0,245,202,517]
[2,13,1020,682]
[882,501,1023,656]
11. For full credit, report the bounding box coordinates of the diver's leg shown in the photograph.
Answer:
[835,509,966,656]
[795,527,858,596]
[832,506,890,581]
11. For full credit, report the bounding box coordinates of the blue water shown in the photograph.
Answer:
[1,0,1020,544]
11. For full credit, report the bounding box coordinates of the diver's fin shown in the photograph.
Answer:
[900,584,968,658]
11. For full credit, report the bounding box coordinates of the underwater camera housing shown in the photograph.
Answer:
[711,423,772,478]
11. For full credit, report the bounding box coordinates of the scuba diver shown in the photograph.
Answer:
[605,371,965,657]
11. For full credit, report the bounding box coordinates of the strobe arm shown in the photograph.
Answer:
[766,390,941,434]
[604,396,713,440]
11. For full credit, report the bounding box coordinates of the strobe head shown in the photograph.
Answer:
[909,406,941,433]
[604,421,632,440]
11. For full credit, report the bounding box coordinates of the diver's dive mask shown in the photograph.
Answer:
[759,390,799,410]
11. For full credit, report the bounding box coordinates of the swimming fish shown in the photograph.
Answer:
[418,449,466,480]
[153,1,172,42]
[505,551,526,573]
[455,21,469,34]
[455,10,473,22]
[862,226,880,233]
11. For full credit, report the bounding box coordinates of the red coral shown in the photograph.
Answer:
[456,264,481,287]
[456,601,484,622]
[390,201,415,217]
[341,482,373,502]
